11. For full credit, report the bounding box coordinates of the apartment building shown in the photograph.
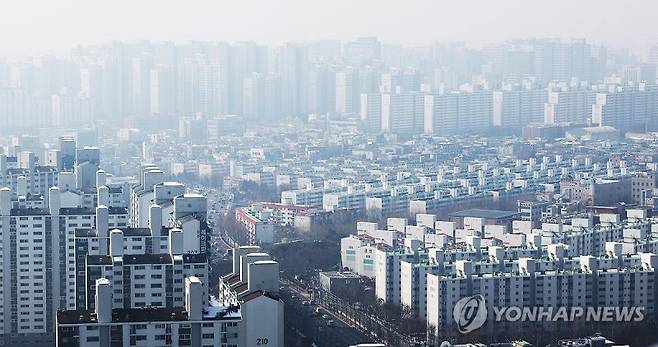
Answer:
[427,253,658,337]
[234,207,275,244]
[83,229,209,311]
[56,277,242,347]
[217,246,285,347]
[423,90,493,135]
[0,185,128,346]
[342,211,658,324]
[592,84,658,131]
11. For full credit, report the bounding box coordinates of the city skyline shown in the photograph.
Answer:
[2,36,654,134]
[2,0,658,55]
[3,2,658,346]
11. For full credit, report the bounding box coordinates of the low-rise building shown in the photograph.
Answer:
[319,271,361,296]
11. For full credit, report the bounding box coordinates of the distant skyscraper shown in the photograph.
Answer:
[493,87,547,127]
[79,64,104,120]
[345,37,382,66]
[228,42,268,115]
[149,64,175,115]
[592,84,658,131]
[544,87,595,124]
[424,90,493,135]
[243,72,265,119]
[76,147,101,189]
[640,63,657,84]
[531,39,596,84]
[502,46,535,82]
[279,42,308,116]
[130,54,154,116]
[59,136,76,171]
[649,46,658,65]
[380,92,424,134]
[335,69,359,115]
[263,73,282,120]
[306,65,336,114]
[358,66,380,95]
[360,92,382,132]
[198,60,226,116]
[308,39,342,62]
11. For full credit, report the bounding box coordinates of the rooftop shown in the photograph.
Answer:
[319,271,361,279]
[75,227,153,238]
[11,208,49,216]
[57,299,241,325]
[87,253,206,265]
[450,209,520,220]
[60,206,128,215]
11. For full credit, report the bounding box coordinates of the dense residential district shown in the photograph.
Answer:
[3,38,658,347]
[0,123,656,347]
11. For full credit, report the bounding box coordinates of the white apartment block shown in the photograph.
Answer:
[279,154,655,221]
[374,240,424,305]
[217,246,285,347]
[493,88,547,128]
[423,90,493,135]
[56,277,242,347]
[129,164,166,227]
[0,155,212,346]
[0,154,59,198]
[592,84,658,130]
[0,185,128,346]
[400,249,444,318]
[544,87,595,124]
[51,158,276,347]
[379,92,424,134]
[427,253,658,337]
[83,229,209,311]
[342,212,658,327]
[234,207,275,244]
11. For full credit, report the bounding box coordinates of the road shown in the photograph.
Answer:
[206,189,236,252]
[281,279,375,347]
[284,278,426,347]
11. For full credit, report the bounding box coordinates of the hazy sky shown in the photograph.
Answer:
[2,0,658,54]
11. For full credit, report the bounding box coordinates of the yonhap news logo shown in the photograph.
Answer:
[452,294,646,334]
[453,295,487,334]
